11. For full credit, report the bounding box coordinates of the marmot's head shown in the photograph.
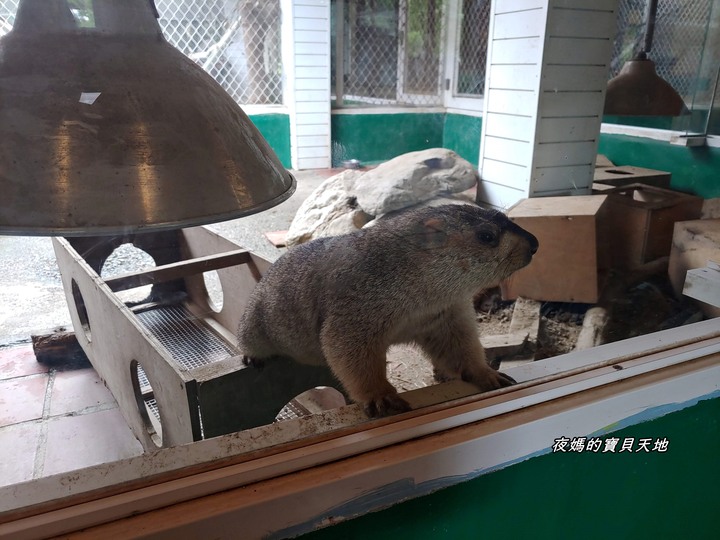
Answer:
[385,204,538,290]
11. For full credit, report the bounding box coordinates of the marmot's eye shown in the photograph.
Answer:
[476,228,498,245]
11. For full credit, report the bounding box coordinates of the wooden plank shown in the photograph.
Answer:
[295,54,329,67]
[540,90,605,116]
[297,157,331,169]
[295,89,330,102]
[295,78,329,91]
[295,100,329,114]
[483,136,533,167]
[538,116,601,143]
[493,10,545,40]
[684,264,720,308]
[545,37,613,65]
[531,165,595,193]
[552,0,617,10]
[475,178,527,209]
[480,158,530,190]
[295,66,328,79]
[484,113,534,141]
[541,65,610,92]
[486,88,537,116]
[294,17,328,31]
[533,140,598,168]
[297,134,329,147]
[105,250,251,292]
[490,37,542,64]
[294,30,328,44]
[488,64,539,91]
[297,146,330,159]
[495,0,544,14]
[547,9,616,38]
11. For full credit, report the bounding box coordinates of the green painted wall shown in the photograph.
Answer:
[331,113,445,166]
[302,397,719,540]
[598,133,720,199]
[442,113,482,166]
[248,113,291,169]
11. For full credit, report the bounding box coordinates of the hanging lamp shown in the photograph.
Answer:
[604,0,687,116]
[0,0,295,236]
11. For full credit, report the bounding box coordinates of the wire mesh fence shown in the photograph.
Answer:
[454,0,490,97]
[332,0,445,107]
[611,0,712,104]
[156,0,282,105]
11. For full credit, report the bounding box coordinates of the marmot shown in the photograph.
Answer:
[238,204,539,417]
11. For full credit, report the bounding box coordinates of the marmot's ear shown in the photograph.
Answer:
[411,217,447,249]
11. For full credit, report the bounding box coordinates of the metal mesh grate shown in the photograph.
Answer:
[333,0,444,106]
[454,0,490,96]
[135,304,236,371]
[275,399,311,422]
[611,0,712,104]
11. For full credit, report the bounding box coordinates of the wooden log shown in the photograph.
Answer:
[575,306,610,350]
[31,329,90,368]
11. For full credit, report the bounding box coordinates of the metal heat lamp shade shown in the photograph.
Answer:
[604,0,686,116]
[0,0,296,236]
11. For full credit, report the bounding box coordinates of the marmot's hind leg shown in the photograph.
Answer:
[320,333,410,417]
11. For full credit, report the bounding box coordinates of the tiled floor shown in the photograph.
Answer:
[0,344,144,488]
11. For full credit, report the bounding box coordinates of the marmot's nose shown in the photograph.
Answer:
[527,232,539,255]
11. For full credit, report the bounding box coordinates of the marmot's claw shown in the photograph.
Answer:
[363,393,411,418]
[242,355,265,370]
[496,371,517,387]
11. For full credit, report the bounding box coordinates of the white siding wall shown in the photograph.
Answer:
[282,0,332,170]
[478,0,618,208]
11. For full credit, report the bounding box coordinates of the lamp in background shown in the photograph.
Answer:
[604,0,687,116]
[0,0,295,236]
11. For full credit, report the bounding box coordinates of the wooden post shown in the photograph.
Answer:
[477,0,619,208]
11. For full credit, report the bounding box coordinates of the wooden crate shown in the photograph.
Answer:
[668,219,720,318]
[603,184,703,269]
[501,195,612,304]
[53,227,343,450]
[593,165,671,189]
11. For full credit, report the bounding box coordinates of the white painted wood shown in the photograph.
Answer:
[532,165,595,193]
[547,9,616,38]
[489,64,540,91]
[545,36,614,64]
[295,54,328,67]
[493,9,545,40]
[485,89,537,116]
[443,0,485,112]
[283,0,331,170]
[495,0,545,13]
[296,135,328,147]
[478,0,619,207]
[538,116,600,142]
[483,136,534,166]
[484,113,534,141]
[476,178,527,209]
[684,265,720,308]
[534,141,598,167]
[490,37,543,64]
[297,157,331,169]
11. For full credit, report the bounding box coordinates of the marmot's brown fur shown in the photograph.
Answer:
[238,204,539,416]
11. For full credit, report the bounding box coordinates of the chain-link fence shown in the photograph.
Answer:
[157,0,282,105]
[332,0,445,107]
[0,0,282,106]
[454,0,490,96]
[611,0,712,105]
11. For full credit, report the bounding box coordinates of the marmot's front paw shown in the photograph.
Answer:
[241,355,265,370]
[363,392,411,418]
[463,368,516,392]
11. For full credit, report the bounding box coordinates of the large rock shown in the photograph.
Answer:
[285,170,372,247]
[286,148,479,247]
[346,148,478,216]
